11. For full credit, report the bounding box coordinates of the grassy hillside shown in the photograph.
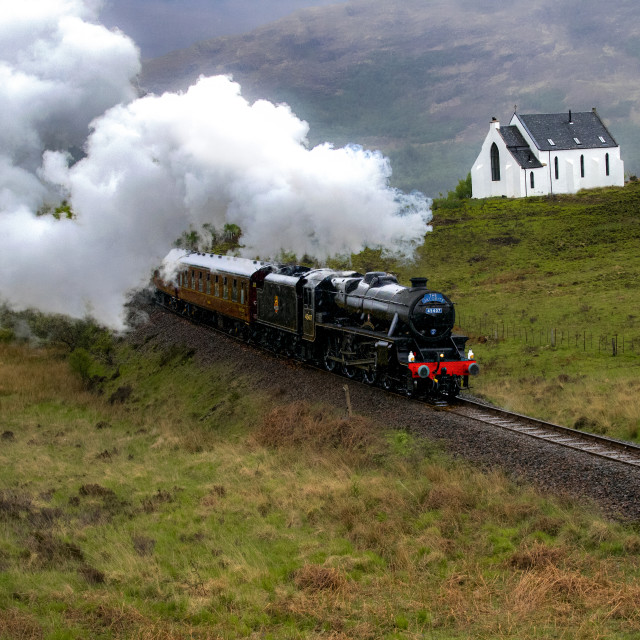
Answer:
[141,0,640,196]
[383,181,640,441]
[2,337,640,639]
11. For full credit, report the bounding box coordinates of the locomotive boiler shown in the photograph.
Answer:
[153,250,478,399]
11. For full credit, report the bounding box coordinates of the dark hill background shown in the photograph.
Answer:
[141,0,640,197]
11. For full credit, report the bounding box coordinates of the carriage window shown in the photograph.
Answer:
[206,273,211,295]
[191,271,195,289]
[215,275,219,297]
[198,271,203,292]
[240,282,245,304]
[223,277,228,299]
[232,279,238,302]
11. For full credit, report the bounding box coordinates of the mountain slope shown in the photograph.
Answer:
[141,0,640,196]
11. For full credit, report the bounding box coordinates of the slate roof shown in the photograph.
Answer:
[498,125,543,169]
[514,111,618,152]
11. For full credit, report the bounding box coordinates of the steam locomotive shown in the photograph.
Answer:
[153,250,478,398]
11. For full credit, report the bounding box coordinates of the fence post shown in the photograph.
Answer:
[343,384,352,418]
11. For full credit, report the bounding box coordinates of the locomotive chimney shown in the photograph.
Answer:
[410,277,428,289]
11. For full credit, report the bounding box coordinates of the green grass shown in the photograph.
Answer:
[2,339,640,639]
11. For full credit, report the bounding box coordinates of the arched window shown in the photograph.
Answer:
[605,153,610,176]
[530,172,535,189]
[580,155,585,178]
[490,143,500,181]
[554,156,559,180]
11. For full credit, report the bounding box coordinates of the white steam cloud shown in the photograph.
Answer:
[1,1,432,329]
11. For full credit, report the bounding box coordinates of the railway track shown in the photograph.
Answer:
[155,302,640,470]
[450,396,640,468]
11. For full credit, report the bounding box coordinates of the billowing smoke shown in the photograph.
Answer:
[1,1,432,329]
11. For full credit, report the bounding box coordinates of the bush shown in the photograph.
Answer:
[0,306,113,359]
[432,173,472,210]
[453,172,472,199]
[68,348,94,386]
[253,401,383,466]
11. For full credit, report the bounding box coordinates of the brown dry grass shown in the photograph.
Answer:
[0,608,43,640]
[293,564,347,593]
[0,344,87,404]
[509,541,566,570]
[64,600,147,636]
[252,401,383,466]
[430,558,640,635]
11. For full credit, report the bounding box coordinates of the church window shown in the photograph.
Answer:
[490,143,500,181]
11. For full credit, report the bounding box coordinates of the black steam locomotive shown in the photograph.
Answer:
[153,250,478,398]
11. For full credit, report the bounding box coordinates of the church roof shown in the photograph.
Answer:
[514,111,618,152]
[498,125,543,169]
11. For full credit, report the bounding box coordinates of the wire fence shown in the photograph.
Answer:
[457,315,640,356]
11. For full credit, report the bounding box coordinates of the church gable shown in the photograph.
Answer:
[498,126,543,169]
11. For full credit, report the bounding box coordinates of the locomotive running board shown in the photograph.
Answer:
[317,322,403,342]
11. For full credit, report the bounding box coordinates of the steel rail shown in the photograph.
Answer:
[450,396,640,468]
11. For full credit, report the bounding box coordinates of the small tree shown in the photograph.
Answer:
[174,229,201,251]
[452,173,472,200]
[433,173,473,210]
[223,223,242,244]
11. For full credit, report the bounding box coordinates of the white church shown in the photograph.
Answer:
[471,109,624,199]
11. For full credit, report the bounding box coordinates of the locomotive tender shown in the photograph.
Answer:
[153,249,479,398]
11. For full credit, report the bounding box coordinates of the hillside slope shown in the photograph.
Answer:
[2,305,640,638]
[141,0,640,196]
